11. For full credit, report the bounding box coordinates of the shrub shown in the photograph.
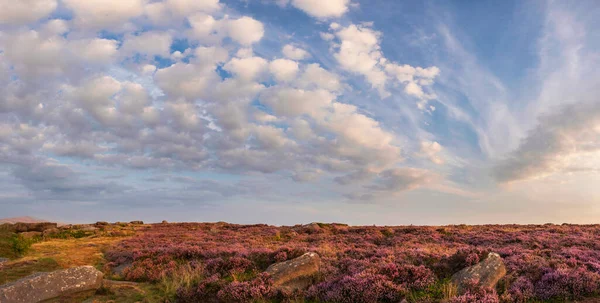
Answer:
[308,273,403,303]
[10,234,38,256]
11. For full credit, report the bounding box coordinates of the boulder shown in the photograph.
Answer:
[130,221,144,225]
[14,222,57,233]
[451,252,507,292]
[265,252,320,291]
[42,227,60,238]
[19,231,42,239]
[74,224,98,232]
[0,257,9,264]
[95,221,109,226]
[0,266,103,303]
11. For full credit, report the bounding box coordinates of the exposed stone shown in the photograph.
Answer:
[74,224,99,232]
[13,222,57,233]
[43,228,60,238]
[0,266,104,303]
[0,258,9,264]
[95,221,109,226]
[19,231,42,239]
[265,252,320,291]
[0,223,16,233]
[112,261,133,277]
[130,221,144,225]
[451,252,507,293]
[58,224,73,230]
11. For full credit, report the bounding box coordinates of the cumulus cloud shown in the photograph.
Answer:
[227,17,265,45]
[0,0,57,25]
[493,101,600,183]
[291,0,350,18]
[327,23,440,105]
[332,24,388,96]
[121,31,174,58]
[63,0,145,29]
[282,44,310,60]
[224,56,268,82]
[0,0,445,211]
[187,14,264,46]
[269,59,299,82]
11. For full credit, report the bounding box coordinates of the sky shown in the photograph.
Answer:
[0,0,599,225]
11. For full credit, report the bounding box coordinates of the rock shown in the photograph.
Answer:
[14,222,58,233]
[130,221,144,225]
[112,261,133,277]
[0,223,16,233]
[58,224,73,230]
[161,220,168,224]
[95,221,109,226]
[0,266,104,303]
[0,258,9,264]
[43,227,60,237]
[74,224,99,232]
[19,231,42,239]
[265,252,320,291]
[451,252,507,292]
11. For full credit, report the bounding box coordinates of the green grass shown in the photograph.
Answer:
[0,230,18,259]
[0,257,61,285]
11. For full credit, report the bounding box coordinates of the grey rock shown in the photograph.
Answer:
[451,252,507,293]
[0,266,103,303]
[14,222,57,233]
[0,258,9,264]
[265,252,320,291]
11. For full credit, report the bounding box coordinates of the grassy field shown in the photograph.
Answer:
[0,223,160,302]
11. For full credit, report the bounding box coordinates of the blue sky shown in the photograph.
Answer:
[1,0,599,225]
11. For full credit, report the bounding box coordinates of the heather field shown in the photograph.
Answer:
[104,223,600,303]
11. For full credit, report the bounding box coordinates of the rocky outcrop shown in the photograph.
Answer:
[19,231,42,239]
[42,227,60,237]
[130,221,144,225]
[0,266,104,303]
[13,222,57,233]
[451,252,507,292]
[265,252,320,291]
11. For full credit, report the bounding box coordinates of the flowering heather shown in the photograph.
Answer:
[105,223,600,302]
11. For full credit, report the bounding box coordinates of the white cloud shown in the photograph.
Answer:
[295,64,342,92]
[0,0,57,25]
[69,39,119,63]
[63,0,145,29]
[155,62,220,100]
[331,24,389,97]
[260,87,334,117]
[291,0,350,18]
[269,59,299,82]
[223,56,268,82]
[187,14,264,46]
[166,0,221,15]
[282,44,310,60]
[419,141,444,164]
[227,17,265,45]
[121,31,173,58]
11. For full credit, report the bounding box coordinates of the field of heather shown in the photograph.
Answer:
[104,223,600,303]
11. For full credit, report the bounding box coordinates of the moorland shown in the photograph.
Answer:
[2,221,600,303]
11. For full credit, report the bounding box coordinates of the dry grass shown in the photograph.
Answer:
[25,236,125,268]
[158,263,205,300]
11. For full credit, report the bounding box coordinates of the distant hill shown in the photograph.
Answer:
[0,216,51,224]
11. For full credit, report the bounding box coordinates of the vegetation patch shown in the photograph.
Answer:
[0,257,61,285]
